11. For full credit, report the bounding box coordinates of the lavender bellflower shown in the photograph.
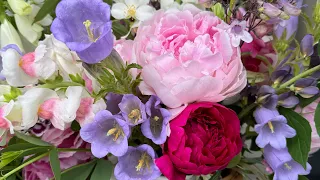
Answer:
[141,96,171,145]
[105,92,123,115]
[114,144,161,180]
[119,94,147,126]
[80,110,130,158]
[51,0,113,64]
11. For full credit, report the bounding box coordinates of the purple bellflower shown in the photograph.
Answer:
[256,85,278,109]
[114,144,161,180]
[51,0,113,64]
[264,145,311,180]
[105,92,123,115]
[80,110,130,158]
[141,96,171,145]
[119,94,147,126]
[253,107,296,149]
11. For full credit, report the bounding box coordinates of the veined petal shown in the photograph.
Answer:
[111,3,128,19]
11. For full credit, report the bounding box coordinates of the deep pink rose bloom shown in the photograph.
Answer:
[24,128,92,180]
[295,98,320,154]
[155,102,242,180]
[132,10,247,108]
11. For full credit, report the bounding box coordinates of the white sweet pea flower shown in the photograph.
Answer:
[17,88,58,129]
[228,20,253,47]
[111,0,155,22]
[8,0,32,16]
[0,19,24,51]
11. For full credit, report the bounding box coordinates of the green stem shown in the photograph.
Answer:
[241,52,274,75]
[276,64,320,92]
[238,103,257,119]
[0,153,49,180]
[38,82,82,89]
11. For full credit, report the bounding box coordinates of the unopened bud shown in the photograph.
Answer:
[7,0,32,16]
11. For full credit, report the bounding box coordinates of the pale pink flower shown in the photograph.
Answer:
[295,98,320,154]
[132,10,247,108]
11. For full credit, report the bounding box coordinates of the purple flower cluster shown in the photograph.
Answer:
[80,93,170,180]
[253,106,311,179]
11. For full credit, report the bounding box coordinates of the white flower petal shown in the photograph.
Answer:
[231,36,241,47]
[0,19,24,51]
[34,44,57,79]
[111,3,128,19]
[241,30,253,43]
[14,14,40,44]
[38,15,53,26]
[136,5,155,21]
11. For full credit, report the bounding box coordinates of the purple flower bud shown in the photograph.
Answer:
[141,96,171,145]
[80,110,130,158]
[301,34,314,57]
[105,92,123,115]
[257,85,278,109]
[278,92,299,108]
[271,65,293,85]
[114,144,161,180]
[280,0,302,16]
[254,107,296,149]
[261,3,282,18]
[294,78,319,98]
[119,94,147,126]
[264,145,311,180]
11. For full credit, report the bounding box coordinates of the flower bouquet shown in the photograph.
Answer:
[0,0,320,179]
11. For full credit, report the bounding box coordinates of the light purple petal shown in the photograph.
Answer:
[301,34,314,56]
[264,145,292,170]
[105,93,123,115]
[119,94,147,126]
[0,44,23,55]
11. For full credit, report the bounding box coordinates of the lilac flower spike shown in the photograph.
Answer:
[51,0,113,64]
[301,34,314,57]
[105,92,123,115]
[114,144,161,180]
[228,20,253,47]
[253,107,296,149]
[264,145,311,180]
[80,110,130,158]
[141,96,171,145]
[119,94,147,126]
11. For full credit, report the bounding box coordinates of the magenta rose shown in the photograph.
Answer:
[155,102,242,180]
[131,9,247,108]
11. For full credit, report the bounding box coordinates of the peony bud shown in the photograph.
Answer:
[7,0,32,16]
[0,19,24,51]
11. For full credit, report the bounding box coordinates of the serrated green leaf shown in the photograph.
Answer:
[34,0,61,22]
[49,148,61,180]
[60,159,97,180]
[90,159,113,180]
[227,153,241,168]
[279,108,311,169]
[14,131,52,146]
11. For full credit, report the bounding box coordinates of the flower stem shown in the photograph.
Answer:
[0,153,49,180]
[38,82,82,89]
[238,103,257,119]
[276,64,320,92]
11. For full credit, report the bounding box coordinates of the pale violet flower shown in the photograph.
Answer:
[111,0,155,22]
[228,20,253,47]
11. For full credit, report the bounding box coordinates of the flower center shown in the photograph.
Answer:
[232,25,243,34]
[284,163,292,170]
[153,116,159,121]
[267,121,274,133]
[128,109,141,123]
[127,5,136,18]
[83,20,99,42]
[135,152,150,172]
[107,124,125,141]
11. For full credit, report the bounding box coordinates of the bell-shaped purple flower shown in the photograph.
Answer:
[119,94,147,126]
[278,92,299,108]
[301,34,314,57]
[294,78,319,98]
[80,110,130,158]
[254,107,296,149]
[141,96,171,145]
[264,145,311,180]
[256,85,278,109]
[271,65,294,86]
[114,144,161,180]
[51,0,113,64]
[105,92,123,115]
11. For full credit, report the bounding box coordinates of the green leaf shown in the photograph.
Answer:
[49,148,61,180]
[299,94,320,108]
[209,171,221,180]
[7,174,16,180]
[279,108,312,169]
[60,159,97,180]
[14,131,52,146]
[299,175,309,180]
[314,103,320,137]
[90,159,113,180]
[34,0,61,22]
[227,153,241,168]
[0,151,23,169]
[103,0,113,5]
[112,22,129,39]
[71,121,81,132]
[0,143,38,153]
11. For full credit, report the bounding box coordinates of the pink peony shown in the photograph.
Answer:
[155,102,242,180]
[23,127,92,180]
[132,10,247,108]
[295,98,320,154]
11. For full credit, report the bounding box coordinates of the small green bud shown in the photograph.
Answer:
[211,3,225,20]
[313,2,320,24]
[274,40,289,53]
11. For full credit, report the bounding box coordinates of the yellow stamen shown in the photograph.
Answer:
[18,59,23,67]
[284,163,292,170]
[83,20,99,42]
[127,5,136,18]
[128,109,141,123]
[268,121,275,133]
[153,116,159,121]
[106,125,124,141]
[135,152,150,172]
